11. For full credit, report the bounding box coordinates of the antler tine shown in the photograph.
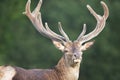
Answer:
[86,5,100,21]
[101,1,109,19]
[32,0,42,16]
[45,22,66,41]
[23,0,68,42]
[77,24,86,40]
[58,22,70,42]
[23,0,31,17]
[77,1,109,44]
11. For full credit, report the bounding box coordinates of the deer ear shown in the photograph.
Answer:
[81,41,94,51]
[52,41,65,51]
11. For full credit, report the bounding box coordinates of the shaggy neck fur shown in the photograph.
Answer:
[54,55,80,80]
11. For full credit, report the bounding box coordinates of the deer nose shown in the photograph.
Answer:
[73,53,80,59]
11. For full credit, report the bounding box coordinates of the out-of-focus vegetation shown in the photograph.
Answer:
[0,0,120,80]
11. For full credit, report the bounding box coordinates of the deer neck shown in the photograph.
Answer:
[54,56,80,80]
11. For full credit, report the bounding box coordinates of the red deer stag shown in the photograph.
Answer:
[0,0,109,80]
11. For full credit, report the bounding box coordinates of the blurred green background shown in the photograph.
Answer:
[0,0,120,80]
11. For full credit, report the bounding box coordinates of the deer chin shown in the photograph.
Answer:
[70,59,81,67]
[73,56,82,64]
[73,59,81,64]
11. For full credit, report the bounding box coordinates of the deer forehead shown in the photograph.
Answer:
[64,41,81,50]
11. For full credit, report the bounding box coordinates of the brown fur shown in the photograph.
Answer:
[0,56,80,80]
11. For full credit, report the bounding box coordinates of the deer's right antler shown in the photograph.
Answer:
[23,0,70,43]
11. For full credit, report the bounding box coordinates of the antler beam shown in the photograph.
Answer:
[23,0,70,42]
[77,1,109,44]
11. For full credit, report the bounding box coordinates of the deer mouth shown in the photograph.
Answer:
[73,59,81,64]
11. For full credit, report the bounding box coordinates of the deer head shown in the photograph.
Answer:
[23,0,109,67]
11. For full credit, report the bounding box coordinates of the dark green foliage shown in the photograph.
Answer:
[0,0,120,80]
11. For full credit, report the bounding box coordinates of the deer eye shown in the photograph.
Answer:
[64,49,69,53]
